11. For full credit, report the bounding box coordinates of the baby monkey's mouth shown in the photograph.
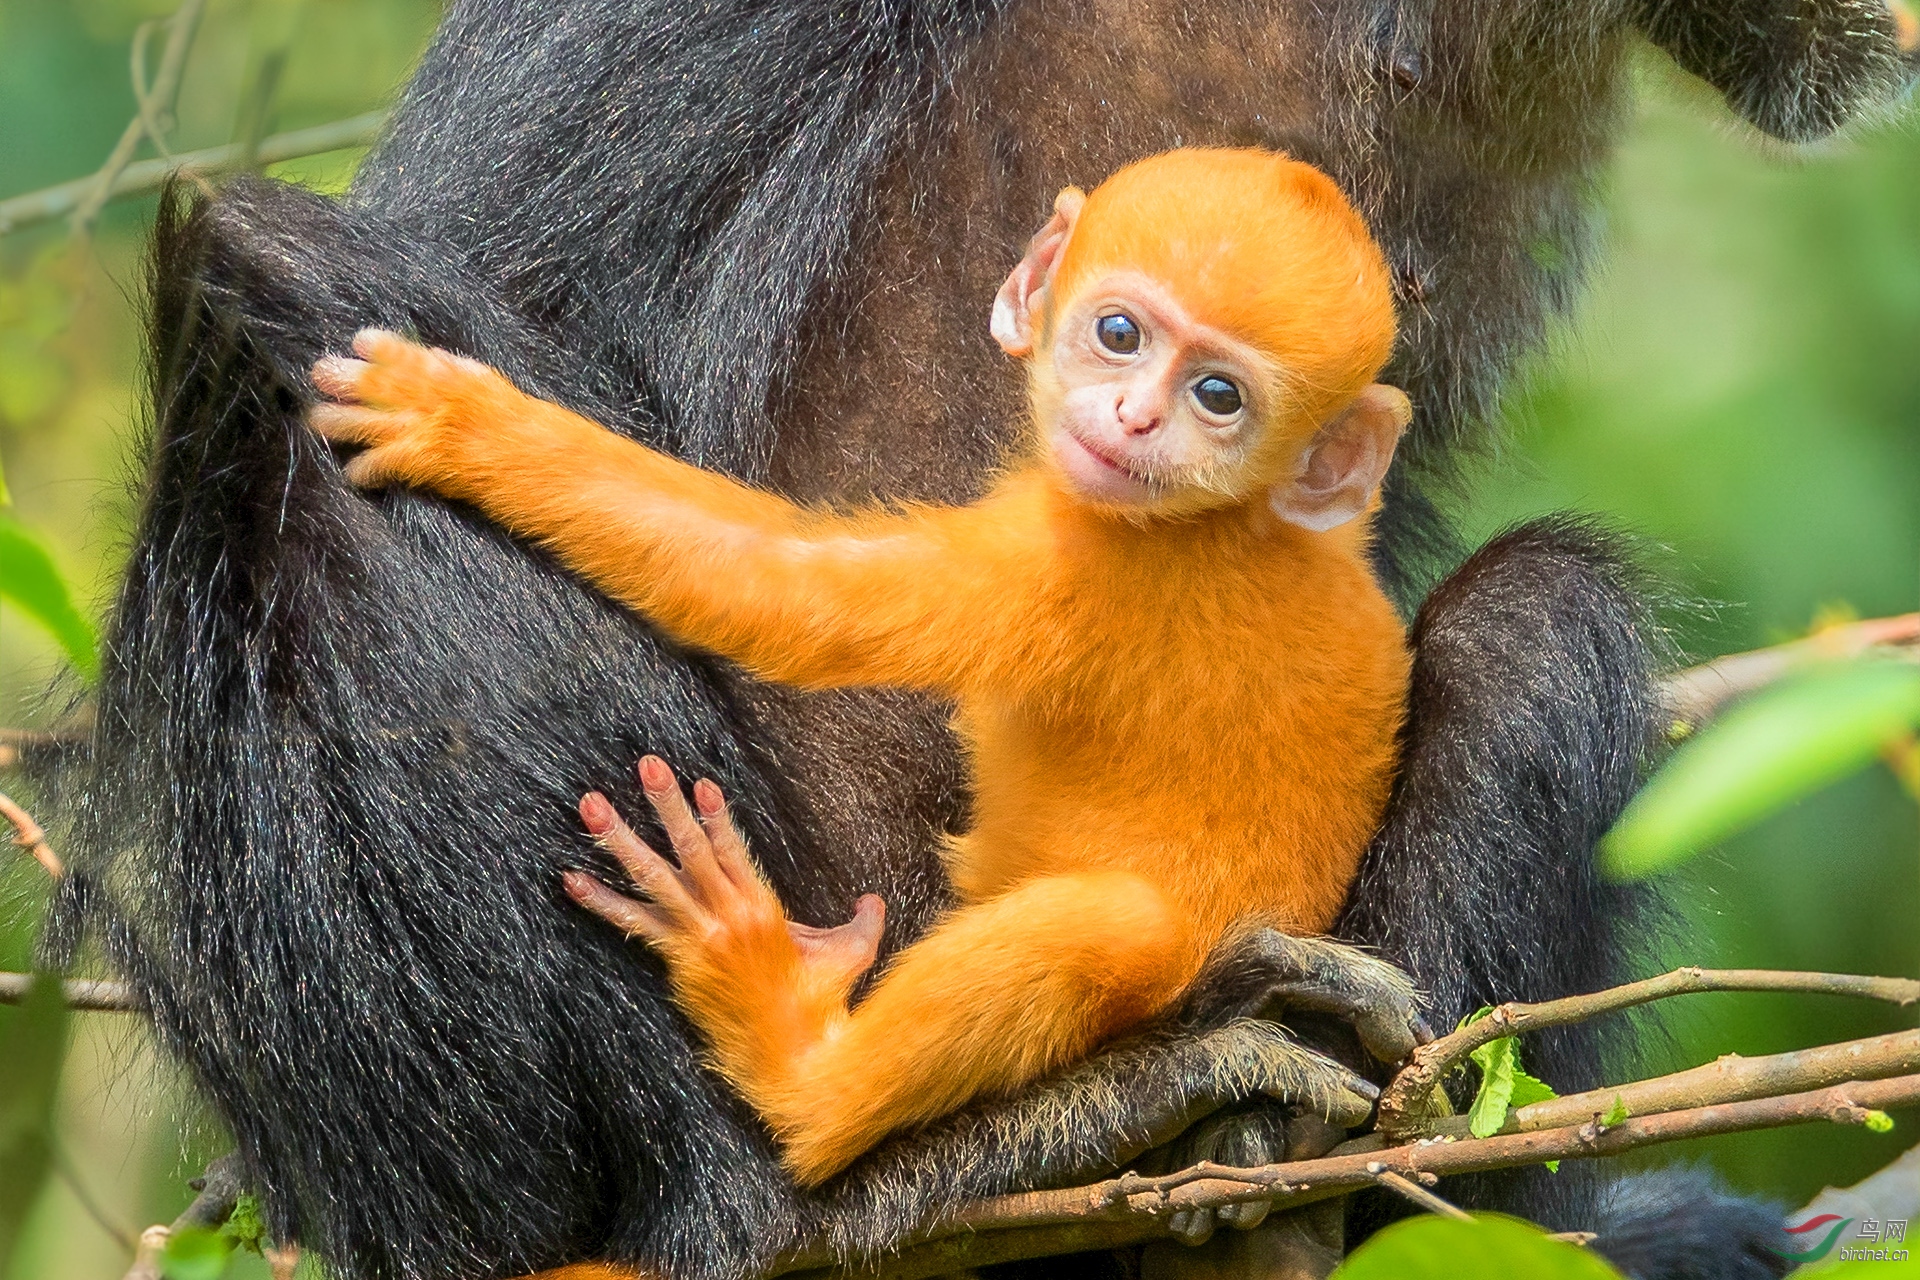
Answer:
[1066,429,1153,484]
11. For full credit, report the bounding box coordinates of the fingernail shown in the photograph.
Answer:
[580,792,613,831]
[561,870,595,899]
[639,756,670,790]
[693,778,723,814]
[1350,1076,1381,1101]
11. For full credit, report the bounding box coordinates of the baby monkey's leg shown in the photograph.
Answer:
[569,764,1231,1185]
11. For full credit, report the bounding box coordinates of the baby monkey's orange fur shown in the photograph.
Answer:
[311,149,1412,1185]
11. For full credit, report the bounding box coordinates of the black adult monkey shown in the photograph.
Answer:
[42,2,1914,1279]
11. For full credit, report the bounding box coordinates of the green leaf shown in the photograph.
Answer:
[1508,1066,1559,1110]
[1333,1212,1627,1279]
[1466,1036,1559,1138]
[1467,1037,1518,1138]
[1601,1095,1629,1127]
[0,514,96,682]
[219,1194,266,1253]
[1861,1109,1894,1134]
[1603,661,1920,878]
[160,1225,233,1280]
[0,975,71,1275]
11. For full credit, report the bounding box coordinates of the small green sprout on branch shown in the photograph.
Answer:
[1459,1007,1562,1140]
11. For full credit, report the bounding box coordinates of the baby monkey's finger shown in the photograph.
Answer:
[309,402,400,446]
[311,356,372,403]
[349,327,414,364]
[638,757,726,895]
[340,445,413,490]
[562,871,669,945]
[691,777,758,892]
[580,791,698,920]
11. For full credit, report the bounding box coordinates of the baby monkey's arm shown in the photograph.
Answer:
[310,330,1024,691]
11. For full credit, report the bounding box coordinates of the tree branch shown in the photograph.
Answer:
[0,726,91,770]
[1798,1142,1920,1244]
[121,1154,244,1280]
[0,972,139,1012]
[69,0,208,236]
[1368,1168,1472,1221]
[1377,966,1920,1135]
[1,789,63,877]
[0,113,386,237]
[1662,612,1920,727]
[772,1073,1920,1279]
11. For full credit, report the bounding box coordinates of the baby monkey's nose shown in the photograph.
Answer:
[1117,395,1163,437]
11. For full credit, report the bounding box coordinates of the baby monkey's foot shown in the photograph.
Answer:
[565,757,886,997]
[308,328,520,491]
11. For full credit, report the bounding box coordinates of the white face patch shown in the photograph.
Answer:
[1040,271,1279,513]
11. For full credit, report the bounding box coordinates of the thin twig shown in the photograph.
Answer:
[70,0,207,236]
[122,1154,244,1280]
[129,18,177,161]
[52,1144,137,1252]
[1662,613,1920,727]
[0,113,385,237]
[0,973,139,1012]
[1376,967,1920,1136]
[1,790,63,876]
[1369,1167,1472,1221]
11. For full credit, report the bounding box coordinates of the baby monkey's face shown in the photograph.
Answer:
[1039,270,1285,513]
[990,158,1407,532]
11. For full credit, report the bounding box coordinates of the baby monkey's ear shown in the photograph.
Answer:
[1272,385,1411,533]
[991,186,1087,358]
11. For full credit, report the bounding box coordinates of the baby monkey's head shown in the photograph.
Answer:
[991,148,1409,526]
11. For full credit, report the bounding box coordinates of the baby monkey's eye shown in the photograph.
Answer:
[1095,313,1141,354]
[1192,375,1242,417]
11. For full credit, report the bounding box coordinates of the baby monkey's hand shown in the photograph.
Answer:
[566,757,887,1005]
[310,328,532,496]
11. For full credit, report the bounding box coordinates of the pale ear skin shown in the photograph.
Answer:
[1272,384,1412,533]
[990,186,1087,358]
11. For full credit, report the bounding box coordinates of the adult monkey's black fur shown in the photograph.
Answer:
[40,2,1913,1279]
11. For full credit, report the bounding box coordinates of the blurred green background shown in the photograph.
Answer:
[0,2,1915,1276]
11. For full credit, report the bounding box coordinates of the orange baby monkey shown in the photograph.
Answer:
[310,148,1414,1186]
